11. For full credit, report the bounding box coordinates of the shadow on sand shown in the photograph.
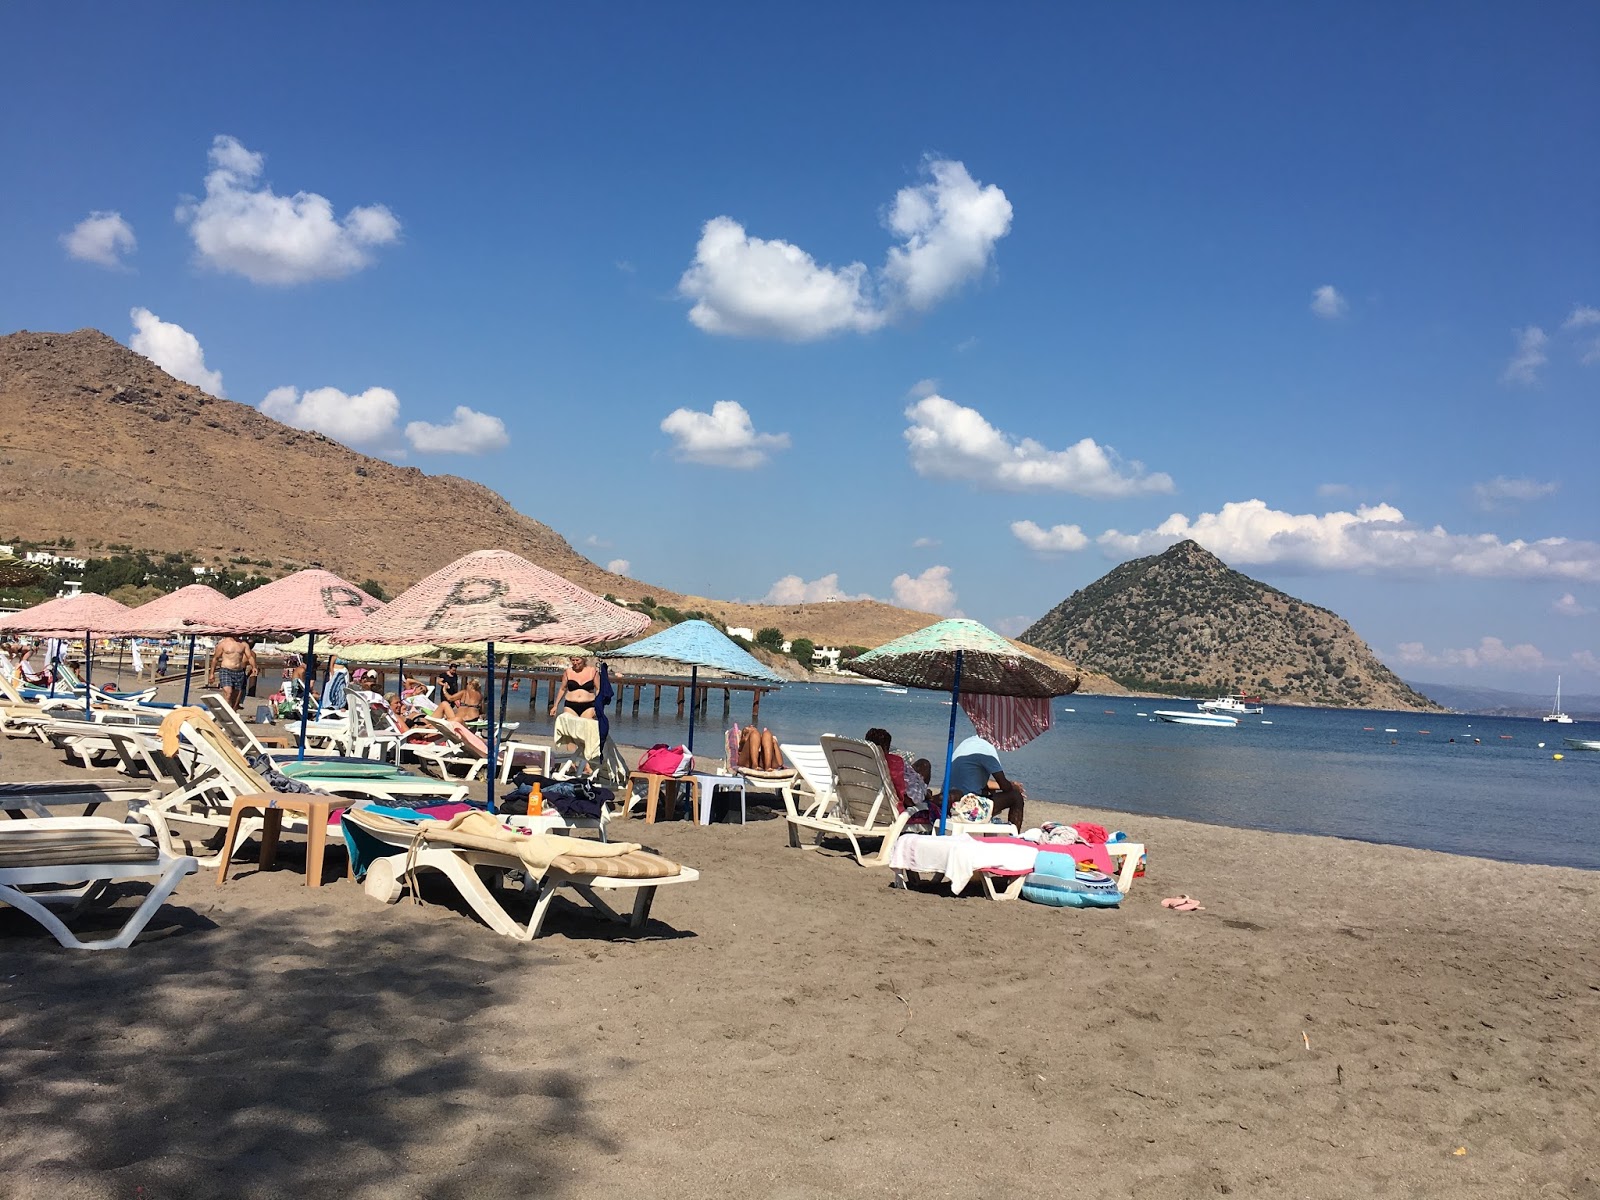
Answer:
[0,877,622,1198]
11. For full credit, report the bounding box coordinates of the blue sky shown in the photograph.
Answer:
[3,2,1597,691]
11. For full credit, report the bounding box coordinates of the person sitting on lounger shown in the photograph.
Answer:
[434,677,484,723]
[949,735,1027,829]
[863,727,916,809]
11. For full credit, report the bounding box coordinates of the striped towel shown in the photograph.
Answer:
[958,693,1053,751]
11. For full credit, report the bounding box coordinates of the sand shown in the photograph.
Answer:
[1,710,1597,1200]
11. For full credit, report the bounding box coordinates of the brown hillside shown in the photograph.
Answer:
[0,328,997,658]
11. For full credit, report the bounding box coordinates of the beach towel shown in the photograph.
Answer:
[553,711,601,761]
[958,694,1053,752]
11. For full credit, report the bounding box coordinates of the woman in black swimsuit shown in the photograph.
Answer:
[558,654,598,719]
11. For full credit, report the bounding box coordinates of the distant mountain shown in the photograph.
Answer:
[1020,539,1440,711]
[1403,680,1600,720]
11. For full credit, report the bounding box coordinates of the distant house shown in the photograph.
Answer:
[725,626,755,641]
[24,550,87,571]
[811,645,842,671]
[192,566,213,578]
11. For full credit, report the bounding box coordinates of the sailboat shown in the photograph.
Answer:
[1542,675,1574,724]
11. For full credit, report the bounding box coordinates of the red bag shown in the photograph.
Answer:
[638,743,693,776]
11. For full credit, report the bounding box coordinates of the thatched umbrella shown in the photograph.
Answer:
[334,549,649,811]
[187,570,383,758]
[99,583,232,705]
[0,593,136,717]
[606,619,783,751]
[849,619,1080,834]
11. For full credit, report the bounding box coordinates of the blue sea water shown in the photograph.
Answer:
[512,682,1600,871]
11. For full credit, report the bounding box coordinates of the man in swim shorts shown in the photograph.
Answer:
[207,635,259,711]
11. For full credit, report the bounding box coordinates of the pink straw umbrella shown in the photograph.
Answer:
[334,549,649,810]
[99,584,233,704]
[0,593,136,716]
[187,569,384,757]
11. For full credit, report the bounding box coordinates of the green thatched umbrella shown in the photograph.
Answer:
[850,619,1079,834]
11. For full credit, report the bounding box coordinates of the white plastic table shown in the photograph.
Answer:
[692,773,746,826]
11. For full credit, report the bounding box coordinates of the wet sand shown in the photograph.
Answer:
[1,704,1596,1199]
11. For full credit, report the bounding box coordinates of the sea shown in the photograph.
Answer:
[508,681,1600,871]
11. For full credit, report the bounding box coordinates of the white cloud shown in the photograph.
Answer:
[1097,498,1600,583]
[404,406,509,454]
[176,134,401,285]
[994,615,1030,637]
[904,393,1174,497]
[678,158,1010,340]
[891,565,960,615]
[1392,637,1547,672]
[62,211,135,268]
[584,534,613,549]
[912,536,941,548]
[1310,284,1348,319]
[1553,592,1593,618]
[661,400,790,469]
[1317,482,1353,498]
[262,384,399,445]
[1472,475,1559,510]
[606,558,631,576]
[677,216,884,340]
[760,573,872,604]
[1011,520,1090,553]
[1501,326,1548,385]
[1564,310,1600,367]
[881,158,1013,312]
[128,308,224,395]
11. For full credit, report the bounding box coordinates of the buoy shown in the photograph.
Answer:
[1538,742,1546,749]
[1554,753,1564,760]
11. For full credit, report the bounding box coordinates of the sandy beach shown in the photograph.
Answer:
[2,711,1597,1200]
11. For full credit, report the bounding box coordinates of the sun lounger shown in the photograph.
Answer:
[342,806,699,940]
[0,815,198,950]
[402,715,550,783]
[778,742,836,819]
[780,736,913,867]
[0,779,160,819]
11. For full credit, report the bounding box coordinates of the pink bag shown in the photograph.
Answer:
[638,743,693,776]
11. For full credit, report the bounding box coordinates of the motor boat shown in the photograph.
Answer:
[876,684,908,695]
[1563,738,1600,752]
[1197,693,1265,716]
[1155,710,1239,727]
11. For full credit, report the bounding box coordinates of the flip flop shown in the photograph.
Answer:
[1173,897,1204,911]
[1160,895,1188,908]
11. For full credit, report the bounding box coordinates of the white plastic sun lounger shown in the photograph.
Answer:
[782,736,912,867]
[343,807,698,940]
[0,816,198,950]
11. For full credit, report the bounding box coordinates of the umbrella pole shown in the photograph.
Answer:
[297,633,316,761]
[485,641,498,814]
[84,632,94,719]
[686,664,698,752]
[937,649,964,837]
[181,634,197,707]
[499,652,512,726]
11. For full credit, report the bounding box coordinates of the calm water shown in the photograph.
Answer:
[508,681,1600,870]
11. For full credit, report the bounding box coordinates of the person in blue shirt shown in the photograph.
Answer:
[947,734,1027,829]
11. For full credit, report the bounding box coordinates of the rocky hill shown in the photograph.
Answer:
[1020,540,1439,710]
[0,328,995,659]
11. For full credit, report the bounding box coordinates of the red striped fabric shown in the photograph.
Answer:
[958,693,1053,751]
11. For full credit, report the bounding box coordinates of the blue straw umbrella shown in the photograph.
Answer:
[847,619,1080,835]
[604,620,783,752]
[333,550,649,813]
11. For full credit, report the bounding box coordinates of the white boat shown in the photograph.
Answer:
[1197,693,1265,716]
[1563,738,1600,752]
[1155,709,1239,727]
[876,684,908,695]
[1542,675,1574,724]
